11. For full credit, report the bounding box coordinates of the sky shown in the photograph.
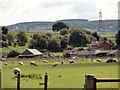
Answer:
[0,0,119,26]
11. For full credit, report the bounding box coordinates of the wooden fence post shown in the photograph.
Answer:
[84,74,96,90]
[17,72,20,90]
[44,73,48,90]
[0,69,2,90]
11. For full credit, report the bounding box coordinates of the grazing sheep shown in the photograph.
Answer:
[52,62,58,68]
[68,59,74,64]
[106,58,118,63]
[96,59,101,62]
[30,61,37,66]
[19,62,24,65]
[4,62,7,65]
[43,60,48,63]
[71,56,78,60]
[1,58,6,62]
[13,67,21,75]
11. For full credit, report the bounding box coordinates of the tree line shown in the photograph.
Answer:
[1,21,120,52]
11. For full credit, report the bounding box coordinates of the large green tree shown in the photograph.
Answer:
[1,26,8,35]
[29,33,48,49]
[16,32,28,46]
[48,38,61,51]
[60,36,69,48]
[70,29,88,47]
[116,31,120,49]
[52,22,69,32]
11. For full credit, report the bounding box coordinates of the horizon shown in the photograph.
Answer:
[1,18,118,26]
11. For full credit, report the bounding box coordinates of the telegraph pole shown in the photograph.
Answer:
[98,10,102,34]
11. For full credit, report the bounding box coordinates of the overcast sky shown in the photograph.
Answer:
[0,0,119,26]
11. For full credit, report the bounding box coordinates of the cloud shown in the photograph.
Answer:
[0,0,119,26]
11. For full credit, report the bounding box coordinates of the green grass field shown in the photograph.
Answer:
[2,58,119,88]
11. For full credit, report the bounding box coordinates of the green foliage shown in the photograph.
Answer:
[60,28,69,35]
[52,22,69,32]
[13,73,42,80]
[60,36,69,48]
[17,32,28,46]
[1,26,8,35]
[7,50,20,57]
[48,38,61,51]
[92,32,100,41]
[115,31,120,50]
[7,34,14,46]
[70,29,89,47]
[29,33,48,49]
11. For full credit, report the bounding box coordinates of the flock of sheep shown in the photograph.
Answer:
[0,56,118,68]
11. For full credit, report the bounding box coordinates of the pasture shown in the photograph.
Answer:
[2,58,119,88]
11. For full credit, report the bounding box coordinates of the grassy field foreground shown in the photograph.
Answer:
[2,58,119,88]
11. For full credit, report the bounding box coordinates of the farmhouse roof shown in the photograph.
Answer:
[19,49,43,57]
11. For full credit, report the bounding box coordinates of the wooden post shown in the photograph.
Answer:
[0,69,2,90]
[84,74,96,90]
[44,73,48,90]
[17,72,20,90]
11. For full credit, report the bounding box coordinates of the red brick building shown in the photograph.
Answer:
[92,41,112,50]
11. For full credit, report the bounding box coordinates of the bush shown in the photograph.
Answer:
[7,50,20,57]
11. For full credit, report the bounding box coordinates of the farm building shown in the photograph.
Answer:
[19,49,43,58]
[92,41,112,50]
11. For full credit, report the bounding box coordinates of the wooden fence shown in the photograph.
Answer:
[84,74,120,90]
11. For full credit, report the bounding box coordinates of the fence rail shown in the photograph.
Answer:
[84,74,120,90]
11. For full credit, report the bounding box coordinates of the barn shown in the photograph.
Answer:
[92,41,112,50]
[18,49,43,58]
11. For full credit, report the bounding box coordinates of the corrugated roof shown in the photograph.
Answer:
[27,49,43,55]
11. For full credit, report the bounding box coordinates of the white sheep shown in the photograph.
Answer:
[4,62,7,65]
[43,60,48,63]
[30,61,37,66]
[68,59,74,64]
[19,62,24,65]
[96,59,101,62]
[106,58,118,63]
[13,67,21,75]
[1,58,6,62]
[52,62,58,68]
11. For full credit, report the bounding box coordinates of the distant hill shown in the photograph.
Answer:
[7,19,118,32]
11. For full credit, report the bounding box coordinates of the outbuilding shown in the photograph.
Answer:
[19,49,43,58]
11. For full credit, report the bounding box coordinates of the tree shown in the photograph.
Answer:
[1,26,8,35]
[7,34,14,46]
[60,36,69,48]
[116,31,120,49]
[60,28,69,35]
[52,22,69,32]
[16,32,28,46]
[70,30,89,47]
[48,38,61,51]
[29,34,48,49]
[92,32,100,41]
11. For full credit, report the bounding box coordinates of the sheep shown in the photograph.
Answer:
[106,58,118,63]
[19,62,24,65]
[68,59,74,64]
[13,67,21,75]
[4,62,7,65]
[30,61,37,66]
[43,60,48,63]
[96,59,102,62]
[52,62,58,68]
[71,56,78,60]
[1,58,6,62]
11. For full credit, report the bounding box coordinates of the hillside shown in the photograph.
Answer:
[7,19,118,32]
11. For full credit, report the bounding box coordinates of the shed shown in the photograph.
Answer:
[19,49,43,58]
